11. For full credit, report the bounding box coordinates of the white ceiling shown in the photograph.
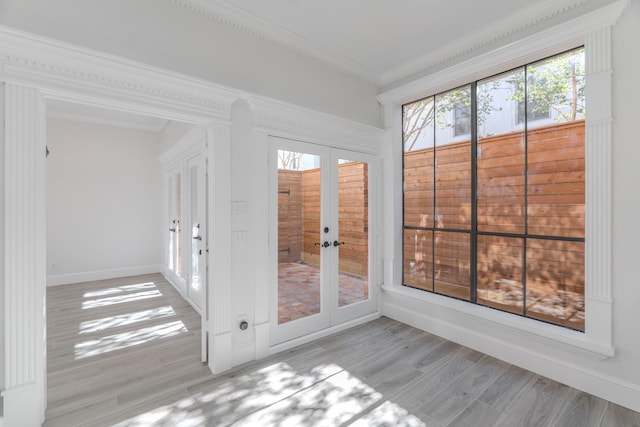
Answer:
[189,0,605,86]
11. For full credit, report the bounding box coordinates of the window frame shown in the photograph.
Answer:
[377,2,624,360]
[401,48,586,331]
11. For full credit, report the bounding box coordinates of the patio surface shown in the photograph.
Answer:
[278,262,368,324]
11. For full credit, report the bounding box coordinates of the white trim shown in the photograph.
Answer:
[377,1,629,107]
[248,96,384,154]
[0,27,238,423]
[3,83,47,427]
[379,0,627,88]
[268,312,380,356]
[174,0,625,90]
[383,285,613,360]
[0,383,41,427]
[0,25,241,125]
[46,265,163,287]
[207,123,233,373]
[382,288,640,413]
[159,126,206,166]
[47,109,168,133]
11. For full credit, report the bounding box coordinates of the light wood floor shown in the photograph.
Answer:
[45,274,640,426]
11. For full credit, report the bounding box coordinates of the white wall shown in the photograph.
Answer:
[0,0,381,128]
[0,84,5,406]
[46,118,163,284]
[607,0,640,386]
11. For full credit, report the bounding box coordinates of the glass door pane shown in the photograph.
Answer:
[277,149,323,324]
[188,156,205,310]
[336,159,369,307]
[175,172,183,277]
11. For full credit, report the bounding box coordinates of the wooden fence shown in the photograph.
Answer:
[278,162,369,277]
[403,120,585,330]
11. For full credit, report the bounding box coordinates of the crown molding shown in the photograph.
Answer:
[380,0,603,89]
[0,25,242,124]
[377,0,629,107]
[172,0,380,84]
[47,110,169,133]
[173,0,625,92]
[247,96,384,154]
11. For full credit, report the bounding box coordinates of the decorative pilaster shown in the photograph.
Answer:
[2,83,47,426]
[252,130,270,359]
[584,26,613,348]
[206,122,233,373]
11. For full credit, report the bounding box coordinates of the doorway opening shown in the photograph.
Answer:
[44,100,210,422]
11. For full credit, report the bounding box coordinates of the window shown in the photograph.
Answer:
[454,103,471,136]
[402,47,585,331]
[517,100,550,124]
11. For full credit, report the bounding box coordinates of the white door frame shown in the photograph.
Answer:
[0,27,240,426]
[269,137,379,346]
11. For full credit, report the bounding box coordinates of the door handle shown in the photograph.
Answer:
[333,240,345,247]
[314,241,331,248]
[169,228,176,232]
[193,236,202,240]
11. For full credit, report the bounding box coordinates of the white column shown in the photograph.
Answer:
[206,122,233,373]
[252,130,270,359]
[1,83,47,426]
[584,26,613,349]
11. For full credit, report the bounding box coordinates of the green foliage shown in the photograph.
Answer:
[403,85,499,151]
[508,48,585,122]
[403,48,585,152]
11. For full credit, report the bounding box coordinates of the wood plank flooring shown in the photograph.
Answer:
[45,274,640,426]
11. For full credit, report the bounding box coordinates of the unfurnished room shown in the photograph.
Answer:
[1,0,639,425]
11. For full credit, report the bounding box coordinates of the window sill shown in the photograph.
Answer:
[381,284,615,361]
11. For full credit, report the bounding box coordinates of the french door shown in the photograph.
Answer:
[166,154,208,361]
[186,154,206,312]
[270,137,377,345]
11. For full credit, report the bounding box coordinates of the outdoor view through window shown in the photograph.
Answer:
[402,48,585,331]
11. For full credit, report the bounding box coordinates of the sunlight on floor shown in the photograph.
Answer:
[74,320,188,359]
[350,401,426,426]
[79,306,177,334]
[83,282,158,298]
[81,289,162,309]
[111,362,425,426]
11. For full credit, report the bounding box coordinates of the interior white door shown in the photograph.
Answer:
[186,154,208,363]
[270,137,377,345]
[167,167,186,292]
[187,154,206,311]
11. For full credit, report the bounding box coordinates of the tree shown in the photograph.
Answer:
[508,48,585,122]
[403,48,585,152]
[278,150,303,170]
[403,86,498,152]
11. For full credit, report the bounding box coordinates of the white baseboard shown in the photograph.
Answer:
[1,383,43,427]
[233,341,257,368]
[268,312,381,356]
[46,264,162,286]
[382,292,640,414]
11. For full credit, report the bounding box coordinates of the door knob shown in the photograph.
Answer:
[333,240,345,247]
